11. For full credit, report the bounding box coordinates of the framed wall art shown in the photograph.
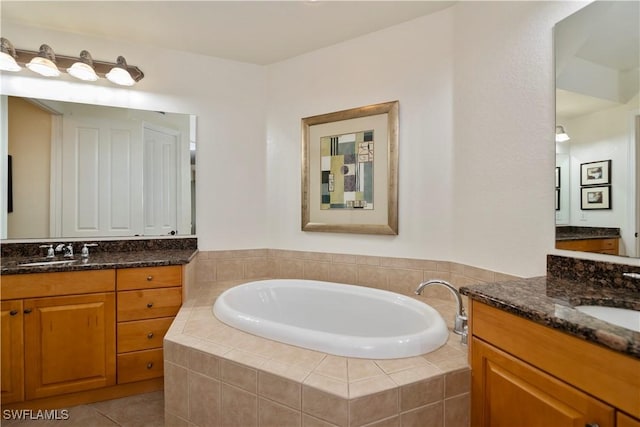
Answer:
[580,160,611,186]
[581,185,611,210]
[301,101,399,235]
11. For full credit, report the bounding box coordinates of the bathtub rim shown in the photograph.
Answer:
[212,278,449,359]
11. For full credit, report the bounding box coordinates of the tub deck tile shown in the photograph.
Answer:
[164,277,470,427]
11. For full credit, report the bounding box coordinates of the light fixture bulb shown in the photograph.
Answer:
[106,55,135,86]
[0,38,21,72]
[67,50,98,81]
[555,125,570,143]
[26,44,60,77]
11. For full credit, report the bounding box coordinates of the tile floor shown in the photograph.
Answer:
[1,391,164,427]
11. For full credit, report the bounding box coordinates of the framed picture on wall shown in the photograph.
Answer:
[580,160,611,186]
[555,167,560,188]
[581,185,611,210]
[555,188,560,211]
[301,101,399,235]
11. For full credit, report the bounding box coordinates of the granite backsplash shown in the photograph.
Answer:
[547,254,640,293]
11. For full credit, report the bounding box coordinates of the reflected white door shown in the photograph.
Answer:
[143,124,178,236]
[61,116,143,237]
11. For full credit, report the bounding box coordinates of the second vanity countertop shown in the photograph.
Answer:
[460,277,640,359]
[0,249,198,275]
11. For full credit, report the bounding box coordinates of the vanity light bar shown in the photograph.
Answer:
[0,39,144,84]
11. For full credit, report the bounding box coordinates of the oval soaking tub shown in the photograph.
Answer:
[212,279,449,359]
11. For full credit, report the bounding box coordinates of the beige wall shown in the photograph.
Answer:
[7,97,51,238]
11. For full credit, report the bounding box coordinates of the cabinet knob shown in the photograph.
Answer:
[9,310,18,316]
[146,302,154,308]
[23,308,32,314]
[146,362,154,369]
[146,275,153,281]
[147,332,154,339]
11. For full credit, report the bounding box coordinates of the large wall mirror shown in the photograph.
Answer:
[1,96,196,240]
[554,0,639,258]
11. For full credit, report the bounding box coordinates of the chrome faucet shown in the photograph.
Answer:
[55,243,74,258]
[415,279,468,344]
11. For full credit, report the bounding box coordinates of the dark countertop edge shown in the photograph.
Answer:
[0,249,198,275]
[555,235,620,242]
[461,281,640,360]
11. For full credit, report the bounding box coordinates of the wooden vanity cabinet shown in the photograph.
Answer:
[556,237,619,255]
[116,265,182,384]
[1,300,24,404]
[24,292,116,399]
[619,413,640,427]
[469,301,640,426]
[0,270,116,404]
[472,338,614,426]
[1,264,186,409]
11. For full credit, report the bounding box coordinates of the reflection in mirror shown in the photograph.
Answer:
[1,97,196,240]
[554,0,639,258]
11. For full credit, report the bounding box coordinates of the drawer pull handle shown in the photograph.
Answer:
[585,424,599,427]
[147,362,154,369]
[23,308,32,314]
[147,302,154,308]
[147,332,154,339]
[9,310,18,316]
[147,275,153,281]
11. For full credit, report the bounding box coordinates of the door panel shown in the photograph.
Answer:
[61,114,142,237]
[472,338,614,427]
[1,300,24,404]
[143,124,178,236]
[24,293,115,399]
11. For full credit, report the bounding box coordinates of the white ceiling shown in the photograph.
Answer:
[1,1,455,65]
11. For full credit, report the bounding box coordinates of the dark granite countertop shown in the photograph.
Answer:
[460,277,640,359]
[1,249,198,275]
[555,226,620,242]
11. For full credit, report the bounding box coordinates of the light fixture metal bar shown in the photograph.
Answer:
[13,48,144,82]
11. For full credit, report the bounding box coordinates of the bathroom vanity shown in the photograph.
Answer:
[0,239,196,409]
[461,256,640,427]
[555,226,621,256]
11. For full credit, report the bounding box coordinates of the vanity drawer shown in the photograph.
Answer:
[117,349,164,384]
[2,270,115,300]
[117,317,173,353]
[117,287,182,321]
[116,265,182,291]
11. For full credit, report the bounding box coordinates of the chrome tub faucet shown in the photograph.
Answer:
[415,279,468,343]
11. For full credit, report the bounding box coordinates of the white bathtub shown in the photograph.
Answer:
[212,279,449,359]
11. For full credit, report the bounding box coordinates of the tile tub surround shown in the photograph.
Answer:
[164,279,473,427]
[167,248,516,425]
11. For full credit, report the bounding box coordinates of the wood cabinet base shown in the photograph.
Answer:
[0,378,163,411]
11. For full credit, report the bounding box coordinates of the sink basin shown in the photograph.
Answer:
[575,305,640,332]
[18,259,79,267]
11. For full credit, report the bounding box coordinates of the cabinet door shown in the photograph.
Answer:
[24,293,116,399]
[471,338,615,427]
[1,300,24,404]
[618,413,640,427]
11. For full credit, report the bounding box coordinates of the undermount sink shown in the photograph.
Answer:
[575,305,640,333]
[18,259,79,267]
